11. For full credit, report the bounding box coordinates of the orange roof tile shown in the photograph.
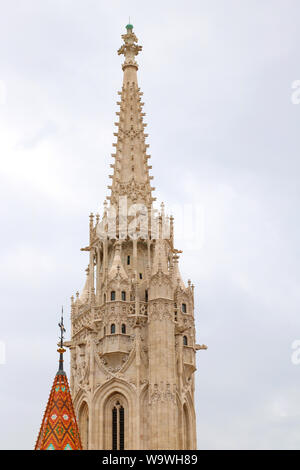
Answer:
[35,371,82,450]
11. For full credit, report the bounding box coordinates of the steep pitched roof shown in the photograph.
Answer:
[35,311,82,450]
[35,372,82,450]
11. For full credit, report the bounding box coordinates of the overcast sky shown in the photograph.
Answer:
[0,0,300,450]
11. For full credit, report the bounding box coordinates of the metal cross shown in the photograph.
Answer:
[58,306,66,349]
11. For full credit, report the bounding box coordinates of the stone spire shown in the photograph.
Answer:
[67,24,203,450]
[108,24,155,208]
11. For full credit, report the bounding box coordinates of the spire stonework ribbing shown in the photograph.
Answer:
[108,26,155,208]
[67,24,204,450]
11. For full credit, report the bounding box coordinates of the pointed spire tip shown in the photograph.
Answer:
[57,308,66,375]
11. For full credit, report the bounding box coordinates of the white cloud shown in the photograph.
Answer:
[1,0,300,450]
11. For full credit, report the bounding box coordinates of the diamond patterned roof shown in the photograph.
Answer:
[35,372,82,450]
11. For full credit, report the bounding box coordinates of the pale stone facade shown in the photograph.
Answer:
[66,25,206,450]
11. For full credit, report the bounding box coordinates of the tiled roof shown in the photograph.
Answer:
[35,372,82,450]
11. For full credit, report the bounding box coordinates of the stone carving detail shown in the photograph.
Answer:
[150,384,161,404]
[73,310,93,336]
[67,24,200,449]
[164,384,176,404]
[149,383,176,405]
[149,302,173,322]
[73,345,87,394]
[100,358,122,374]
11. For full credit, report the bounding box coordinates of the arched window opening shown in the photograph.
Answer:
[127,255,130,265]
[121,291,126,301]
[79,402,89,450]
[182,303,187,313]
[145,290,148,302]
[121,324,126,334]
[111,324,116,334]
[119,406,124,450]
[112,407,117,450]
[183,335,188,346]
[111,402,125,450]
[104,293,106,303]
[104,326,106,336]
[111,291,116,301]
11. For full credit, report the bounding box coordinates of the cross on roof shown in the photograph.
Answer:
[58,307,66,350]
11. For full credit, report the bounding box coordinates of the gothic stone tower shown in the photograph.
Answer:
[67,24,205,450]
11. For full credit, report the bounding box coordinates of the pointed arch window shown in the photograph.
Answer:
[183,335,188,346]
[112,407,118,450]
[127,255,130,265]
[145,290,148,302]
[111,324,116,334]
[79,402,89,450]
[121,324,126,334]
[121,291,126,301]
[112,402,125,450]
[182,303,187,313]
[119,406,124,450]
[111,291,116,301]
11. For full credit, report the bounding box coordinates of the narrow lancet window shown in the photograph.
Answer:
[119,406,124,450]
[112,407,117,450]
[111,402,125,450]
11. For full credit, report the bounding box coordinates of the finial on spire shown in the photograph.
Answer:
[57,307,66,376]
[118,22,142,72]
[126,17,133,31]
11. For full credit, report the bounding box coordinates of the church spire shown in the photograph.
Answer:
[35,312,82,450]
[67,24,201,450]
[108,24,155,208]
